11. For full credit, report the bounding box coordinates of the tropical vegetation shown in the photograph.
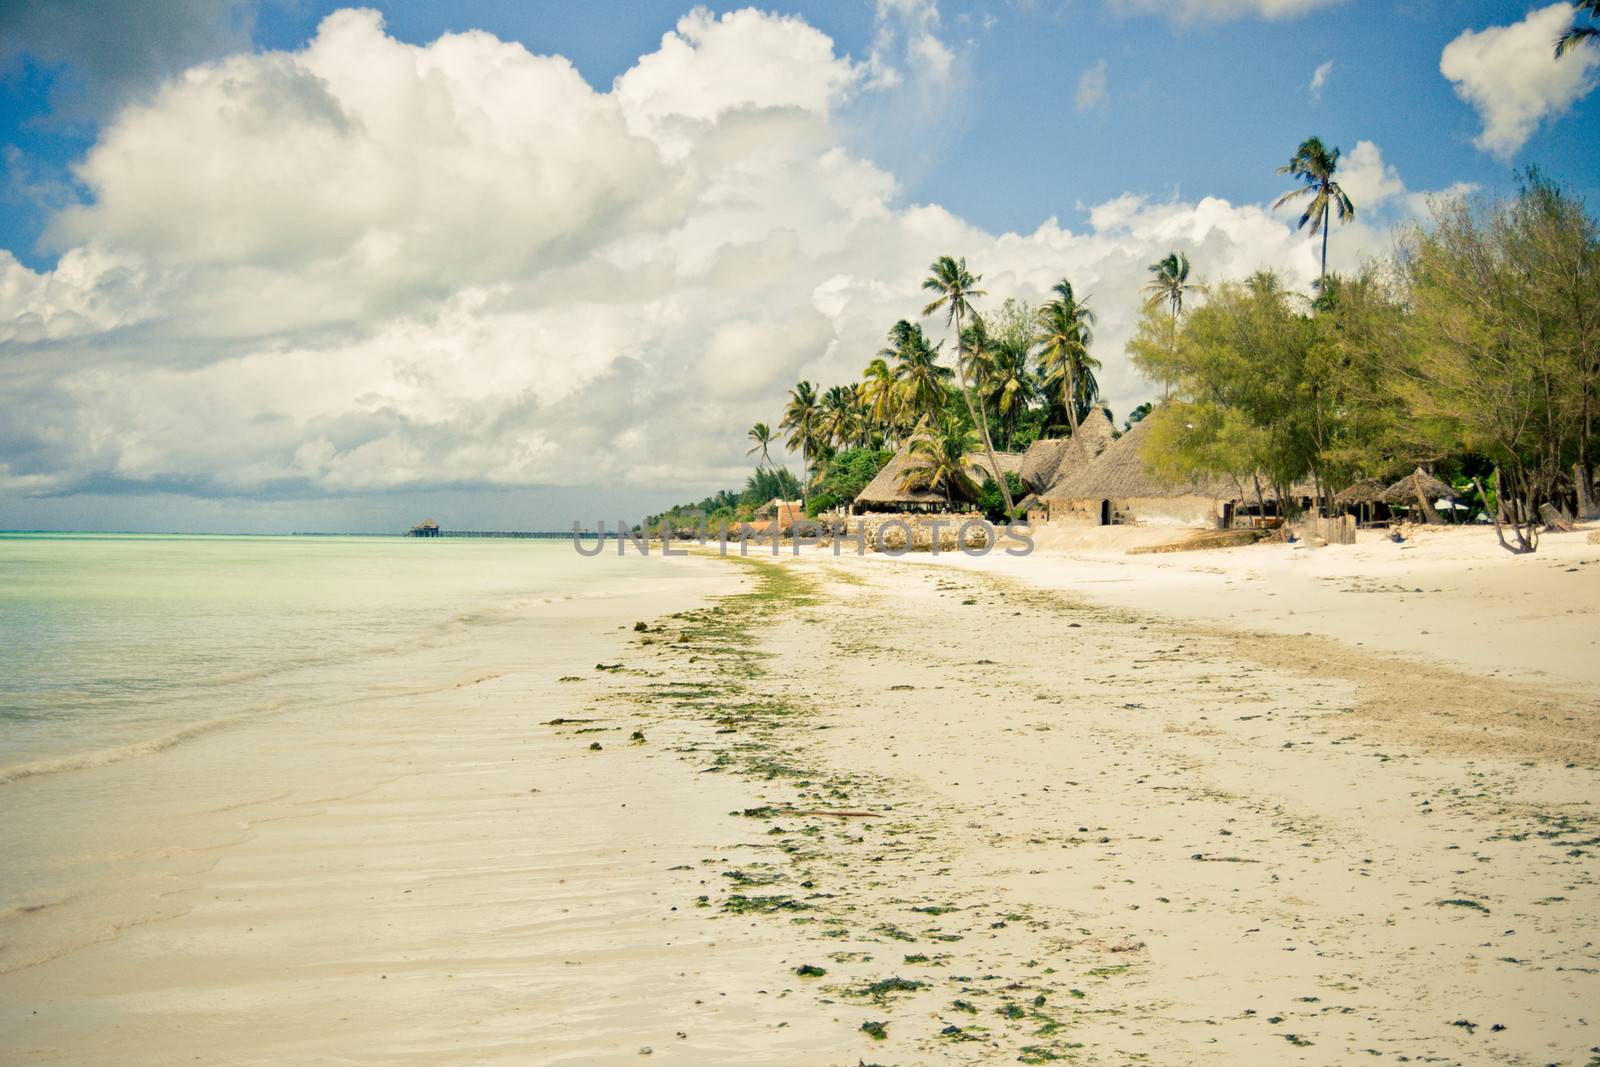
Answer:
[650,142,1594,557]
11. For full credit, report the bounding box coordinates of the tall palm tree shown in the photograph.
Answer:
[965,317,1035,450]
[858,357,899,445]
[1556,0,1599,55]
[922,255,1015,517]
[1035,279,1101,433]
[884,320,951,432]
[780,381,820,508]
[1141,252,1199,399]
[1142,252,1197,319]
[820,385,858,449]
[1274,136,1355,282]
[746,422,776,470]
[904,417,980,508]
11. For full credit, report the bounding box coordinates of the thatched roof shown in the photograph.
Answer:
[1020,409,1117,494]
[1073,407,1118,457]
[969,450,1024,481]
[854,439,1023,508]
[1380,468,1455,505]
[1019,438,1070,492]
[855,441,950,507]
[1334,478,1387,506]
[1043,418,1231,502]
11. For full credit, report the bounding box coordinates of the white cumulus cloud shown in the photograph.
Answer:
[1441,2,1600,159]
[1335,140,1404,209]
[0,6,1422,507]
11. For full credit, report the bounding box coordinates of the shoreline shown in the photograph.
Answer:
[3,533,1598,1063]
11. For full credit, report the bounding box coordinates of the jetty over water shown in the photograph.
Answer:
[405,522,567,539]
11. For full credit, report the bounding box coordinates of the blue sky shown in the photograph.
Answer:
[4,0,1594,269]
[0,1,1596,531]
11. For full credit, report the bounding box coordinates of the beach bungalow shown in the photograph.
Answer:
[1018,410,1118,523]
[408,519,441,537]
[852,439,1023,513]
[1040,419,1235,527]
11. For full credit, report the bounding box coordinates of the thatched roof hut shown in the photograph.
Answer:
[1019,438,1070,492]
[1334,478,1387,506]
[1043,418,1229,503]
[1380,468,1455,506]
[1019,409,1117,494]
[853,439,1020,510]
[973,450,1024,481]
[854,441,955,509]
[854,438,1025,511]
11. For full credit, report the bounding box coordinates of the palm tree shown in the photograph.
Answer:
[780,381,820,508]
[746,422,776,470]
[884,320,951,432]
[922,255,1015,517]
[1142,252,1197,319]
[1035,279,1101,433]
[904,417,980,507]
[965,317,1035,450]
[1274,136,1354,282]
[858,357,899,445]
[820,385,858,449]
[1556,0,1599,56]
[1141,252,1199,398]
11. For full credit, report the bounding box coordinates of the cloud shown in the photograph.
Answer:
[1441,2,1600,159]
[866,0,957,89]
[0,0,258,121]
[1308,59,1333,101]
[1110,0,1343,22]
[616,7,857,148]
[0,7,1417,509]
[1335,140,1404,209]
[1075,60,1109,112]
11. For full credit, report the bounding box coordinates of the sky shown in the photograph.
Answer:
[0,0,1596,533]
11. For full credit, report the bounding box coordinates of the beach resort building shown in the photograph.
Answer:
[1038,418,1236,528]
[852,441,1025,513]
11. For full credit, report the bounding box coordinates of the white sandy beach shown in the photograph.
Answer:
[3,524,1598,1065]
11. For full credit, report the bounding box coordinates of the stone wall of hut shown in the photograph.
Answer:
[1042,496,1225,528]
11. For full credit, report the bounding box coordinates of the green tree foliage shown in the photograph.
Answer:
[923,255,1016,516]
[806,447,894,516]
[965,300,1038,450]
[1397,173,1600,540]
[1035,279,1100,432]
[1132,177,1598,548]
[780,380,821,507]
[976,472,1027,522]
[646,467,805,531]
[904,417,980,506]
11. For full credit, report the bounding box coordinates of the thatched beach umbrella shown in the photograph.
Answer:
[1333,477,1387,525]
[1334,478,1386,507]
[1380,468,1455,524]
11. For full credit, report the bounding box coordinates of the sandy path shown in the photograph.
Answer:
[589,547,1600,1064]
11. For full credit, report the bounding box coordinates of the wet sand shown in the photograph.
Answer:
[3,526,1598,1064]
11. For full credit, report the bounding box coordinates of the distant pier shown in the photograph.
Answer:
[406,521,567,539]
